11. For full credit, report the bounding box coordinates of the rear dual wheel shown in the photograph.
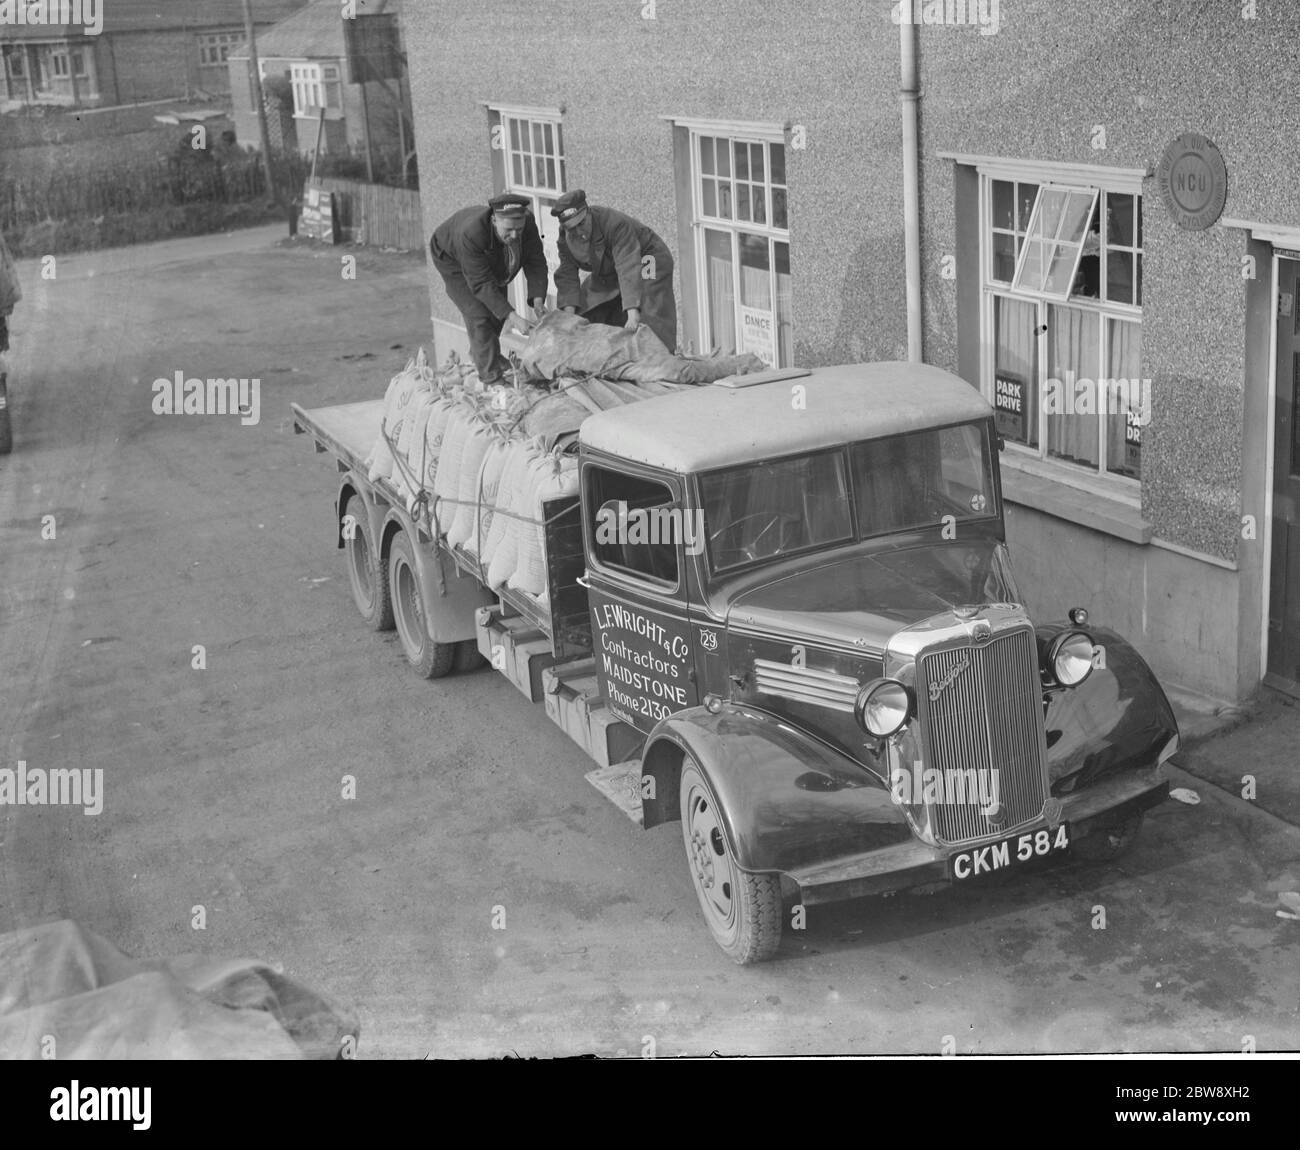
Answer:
[388,529,455,679]
[679,757,782,964]
[342,495,393,631]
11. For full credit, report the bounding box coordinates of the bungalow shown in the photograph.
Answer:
[227,0,410,173]
[0,0,307,108]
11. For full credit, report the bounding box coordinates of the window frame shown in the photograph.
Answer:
[290,61,343,121]
[583,462,684,595]
[686,125,791,368]
[979,169,1145,497]
[489,107,567,313]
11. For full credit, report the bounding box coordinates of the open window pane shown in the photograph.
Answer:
[1013,186,1099,298]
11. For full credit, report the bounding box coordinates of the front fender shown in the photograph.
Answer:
[642,704,912,874]
[1039,623,1180,794]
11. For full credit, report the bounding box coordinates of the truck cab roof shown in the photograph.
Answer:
[578,361,994,474]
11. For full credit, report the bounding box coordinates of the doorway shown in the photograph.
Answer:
[1266,256,1300,692]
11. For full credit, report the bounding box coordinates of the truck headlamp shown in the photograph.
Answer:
[854,678,911,738]
[1049,631,1094,687]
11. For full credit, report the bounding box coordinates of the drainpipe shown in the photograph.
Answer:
[900,17,922,362]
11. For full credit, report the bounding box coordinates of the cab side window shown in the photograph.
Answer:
[586,466,679,585]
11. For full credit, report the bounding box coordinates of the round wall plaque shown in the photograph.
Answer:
[1156,133,1227,231]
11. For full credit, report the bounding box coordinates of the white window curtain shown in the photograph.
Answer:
[1046,304,1100,467]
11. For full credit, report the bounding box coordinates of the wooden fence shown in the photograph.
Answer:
[311,178,424,251]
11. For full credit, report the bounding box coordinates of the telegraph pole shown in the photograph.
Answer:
[242,0,284,218]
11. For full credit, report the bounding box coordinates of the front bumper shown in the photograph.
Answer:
[787,766,1168,906]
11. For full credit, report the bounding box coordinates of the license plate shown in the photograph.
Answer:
[948,823,1070,880]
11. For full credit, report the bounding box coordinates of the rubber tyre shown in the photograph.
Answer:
[388,529,455,679]
[679,757,782,964]
[0,374,12,455]
[453,640,487,673]
[342,494,393,631]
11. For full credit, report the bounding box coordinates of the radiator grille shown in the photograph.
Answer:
[917,628,1046,845]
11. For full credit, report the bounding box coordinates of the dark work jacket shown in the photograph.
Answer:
[554,206,672,313]
[429,206,549,321]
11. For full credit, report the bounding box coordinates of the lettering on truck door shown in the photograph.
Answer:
[590,595,696,731]
[583,462,699,733]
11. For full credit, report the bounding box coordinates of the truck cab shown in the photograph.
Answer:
[573,362,1177,962]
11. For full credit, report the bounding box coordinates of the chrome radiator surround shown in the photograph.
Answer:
[886,607,1049,847]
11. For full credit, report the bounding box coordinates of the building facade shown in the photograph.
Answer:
[401,0,1300,706]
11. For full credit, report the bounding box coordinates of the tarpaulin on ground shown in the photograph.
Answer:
[519,310,766,384]
[0,919,357,1059]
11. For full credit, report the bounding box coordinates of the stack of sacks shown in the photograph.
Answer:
[506,447,580,607]
[365,349,435,484]
[464,433,511,560]
[431,398,474,537]
[484,439,542,590]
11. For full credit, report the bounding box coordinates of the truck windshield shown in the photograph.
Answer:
[700,421,996,573]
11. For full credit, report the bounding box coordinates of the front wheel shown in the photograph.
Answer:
[679,758,782,964]
[388,529,455,679]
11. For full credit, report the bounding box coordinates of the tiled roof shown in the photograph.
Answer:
[0,1,310,40]
[250,0,398,60]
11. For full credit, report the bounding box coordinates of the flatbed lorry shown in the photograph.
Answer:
[292,359,1180,964]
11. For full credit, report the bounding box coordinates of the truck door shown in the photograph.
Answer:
[582,459,700,735]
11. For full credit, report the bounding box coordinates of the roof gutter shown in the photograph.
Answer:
[899,17,922,363]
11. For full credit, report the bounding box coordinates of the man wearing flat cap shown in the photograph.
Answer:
[552,191,677,352]
[429,194,550,384]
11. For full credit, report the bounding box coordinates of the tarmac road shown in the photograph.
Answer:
[1,229,1298,1057]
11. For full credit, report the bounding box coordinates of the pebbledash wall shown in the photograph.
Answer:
[401,0,1300,704]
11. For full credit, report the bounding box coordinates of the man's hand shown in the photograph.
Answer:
[624,308,641,331]
[563,306,577,314]
[530,298,547,321]
[505,310,535,336]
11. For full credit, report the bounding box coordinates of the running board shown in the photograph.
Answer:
[584,761,644,827]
